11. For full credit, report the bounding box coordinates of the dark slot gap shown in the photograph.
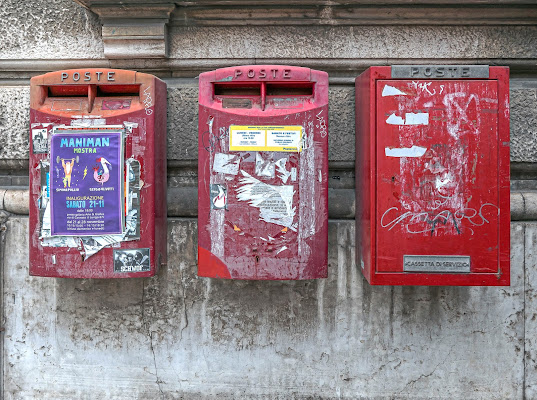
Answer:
[214,84,261,96]
[266,84,313,96]
[97,84,140,96]
[47,85,87,97]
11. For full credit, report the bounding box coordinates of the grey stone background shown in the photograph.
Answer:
[1,0,536,398]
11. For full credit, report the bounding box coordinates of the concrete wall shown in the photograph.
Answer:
[0,217,531,399]
[1,0,537,398]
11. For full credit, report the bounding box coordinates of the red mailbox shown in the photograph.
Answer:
[356,65,510,286]
[29,69,167,278]
[198,65,329,280]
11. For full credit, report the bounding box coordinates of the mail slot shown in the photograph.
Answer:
[29,68,167,278]
[198,65,329,280]
[356,65,510,285]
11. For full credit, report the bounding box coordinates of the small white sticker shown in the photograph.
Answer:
[382,85,407,97]
[291,167,297,182]
[386,113,429,126]
[385,146,427,158]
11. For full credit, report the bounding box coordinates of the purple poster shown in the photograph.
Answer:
[50,130,124,236]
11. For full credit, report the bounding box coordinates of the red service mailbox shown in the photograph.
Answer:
[29,69,167,278]
[198,65,329,280]
[356,65,510,286]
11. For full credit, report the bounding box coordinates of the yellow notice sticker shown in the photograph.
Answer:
[229,125,303,152]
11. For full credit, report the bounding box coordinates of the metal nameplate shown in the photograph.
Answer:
[403,255,471,273]
[391,65,489,79]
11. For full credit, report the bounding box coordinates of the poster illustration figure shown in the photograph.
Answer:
[61,158,76,187]
[94,157,112,185]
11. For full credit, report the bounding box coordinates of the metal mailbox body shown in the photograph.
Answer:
[356,65,510,286]
[29,69,167,278]
[198,65,329,280]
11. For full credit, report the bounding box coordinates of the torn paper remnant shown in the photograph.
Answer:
[275,158,291,183]
[213,153,240,175]
[386,113,429,126]
[385,146,427,158]
[382,85,407,97]
[82,235,124,260]
[255,153,275,178]
[236,171,296,230]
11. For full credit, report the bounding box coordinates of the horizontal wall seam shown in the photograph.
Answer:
[1,188,535,220]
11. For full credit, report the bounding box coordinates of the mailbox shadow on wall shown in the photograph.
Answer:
[356,65,510,286]
[29,69,167,278]
[198,65,329,280]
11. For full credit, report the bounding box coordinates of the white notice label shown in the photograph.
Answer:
[229,125,303,152]
[230,127,265,149]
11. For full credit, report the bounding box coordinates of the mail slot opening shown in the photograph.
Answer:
[214,84,261,97]
[47,84,141,98]
[97,85,140,96]
[266,83,313,97]
[48,85,88,97]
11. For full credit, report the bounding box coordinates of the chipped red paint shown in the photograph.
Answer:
[356,66,510,286]
[198,246,232,279]
[29,69,167,278]
[198,65,329,280]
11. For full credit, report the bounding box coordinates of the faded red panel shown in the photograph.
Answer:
[29,69,167,278]
[356,66,510,286]
[198,65,328,280]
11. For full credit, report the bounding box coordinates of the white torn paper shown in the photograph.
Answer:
[276,246,289,255]
[291,167,297,182]
[236,171,296,230]
[81,235,124,260]
[275,158,291,183]
[213,153,240,175]
[386,113,405,125]
[382,85,407,97]
[386,113,429,126]
[385,146,427,158]
[405,113,429,125]
[123,121,139,133]
[41,236,80,248]
[255,153,275,178]
[70,118,106,127]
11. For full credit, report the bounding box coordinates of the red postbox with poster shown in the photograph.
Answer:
[198,65,329,280]
[356,65,510,286]
[29,69,167,278]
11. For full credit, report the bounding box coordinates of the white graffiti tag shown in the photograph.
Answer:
[380,203,499,235]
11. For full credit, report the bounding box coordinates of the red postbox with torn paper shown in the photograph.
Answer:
[356,65,510,285]
[29,69,167,278]
[198,65,329,280]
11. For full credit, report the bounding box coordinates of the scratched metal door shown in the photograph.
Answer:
[375,79,500,274]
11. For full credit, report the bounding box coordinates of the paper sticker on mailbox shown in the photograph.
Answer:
[229,125,303,152]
